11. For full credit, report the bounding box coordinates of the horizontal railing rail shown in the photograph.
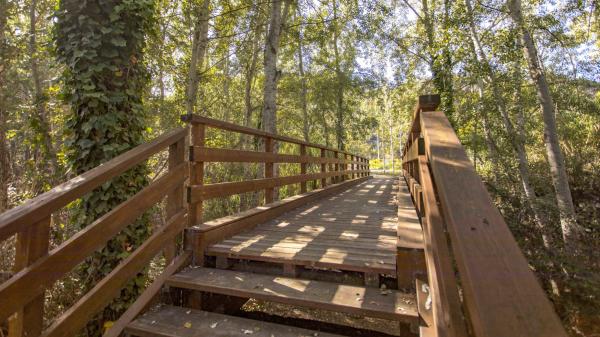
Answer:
[401,95,567,337]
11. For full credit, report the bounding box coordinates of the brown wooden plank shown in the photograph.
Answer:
[0,164,187,323]
[418,155,468,337]
[248,227,398,241]
[218,234,396,251]
[205,248,395,274]
[181,114,364,160]
[0,128,187,242]
[264,137,275,204]
[300,145,307,193]
[8,216,50,337]
[192,177,369,245]
[165,137,185,263]
[421,110,567,337]
[167,268,417,322]
[42,211,187,337]
[396,177,424,250]
[231,230,397,245]
[189,170,365,202]
[188,123,205,229]
[103,252,191,337]
[320,148,327,187]
[190,146,360,165]
[210,240,397,260]
[125,305,345,337]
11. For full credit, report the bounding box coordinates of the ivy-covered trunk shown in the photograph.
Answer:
[55,0,154,335]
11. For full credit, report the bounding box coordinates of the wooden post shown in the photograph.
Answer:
[265,137,274,204]
[8,217,50,337]
[343,153,348,181]
[350,155,355,179]
[189,123,205,265]
[300,144,307,193]
[165,137,185,263]
[333,151,339,184]
[320,148,327,188]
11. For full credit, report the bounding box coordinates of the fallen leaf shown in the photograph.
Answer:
[184,322,192,328]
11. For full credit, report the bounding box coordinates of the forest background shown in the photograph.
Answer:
[0,0,598,336]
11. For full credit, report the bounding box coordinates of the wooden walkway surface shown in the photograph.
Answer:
[206,177,400,274]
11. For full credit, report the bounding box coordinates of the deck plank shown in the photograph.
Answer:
[167,268,418,323]
[126,305,344,337]
[206,177,406,274]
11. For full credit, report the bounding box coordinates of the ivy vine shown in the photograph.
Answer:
[55,0,155,335]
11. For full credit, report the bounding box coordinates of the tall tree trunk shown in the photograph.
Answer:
[261,0,290,201]
[332,0,344,150]
[244,17,261,129]
[0,0,9,211]
[508,0,583,251]
[56,0,155,334]
[466,0,551,247]
[29,0,57,191]
[222,52,231,122]
[186,0,210,116]
[421,0,454,118]
[261,0,290,135]
[297,8,309,142]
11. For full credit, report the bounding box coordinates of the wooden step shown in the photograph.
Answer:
[166,267,418,324]
[125,305,344,337]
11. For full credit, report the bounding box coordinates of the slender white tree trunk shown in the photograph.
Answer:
[297,8,309,142]
[262,0,290,201]
[332,0,345,150]
[0,0,9,211]
[185,0,210,116]
[508,0,583,251]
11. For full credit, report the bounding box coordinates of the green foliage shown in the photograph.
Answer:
[55,0,155,335]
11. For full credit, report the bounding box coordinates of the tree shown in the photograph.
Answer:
[0,0,10,212]
[186,0,210,116]
[464,0,551,248]
[29,0,58,193]
[508,0,584,251]
[55,0,155,334]
[332,0,345,150]
[261,0,290,135]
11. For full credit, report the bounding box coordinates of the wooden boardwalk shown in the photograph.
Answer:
[0,95,568,337]
[206,177,400,275]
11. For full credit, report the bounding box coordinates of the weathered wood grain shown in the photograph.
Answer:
[420,110,567,337]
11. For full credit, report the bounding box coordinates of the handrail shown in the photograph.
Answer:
[181,114,368,160]
[402,95,567,337]
[0,127,187,242]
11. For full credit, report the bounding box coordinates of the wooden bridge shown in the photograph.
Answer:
[0,95,567,337]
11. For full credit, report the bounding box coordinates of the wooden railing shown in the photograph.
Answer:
[402,95,567,337]
[182,114,370,264]
[0,114,369,337]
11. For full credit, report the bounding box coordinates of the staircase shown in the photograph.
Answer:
[125,266,418,336]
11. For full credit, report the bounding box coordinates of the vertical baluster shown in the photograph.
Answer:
[188,123,205,265]
[320,148,327,188]
[300,144,307,193]
[334,151,339,184]
[8,217,50,337]
[265,137,274,204]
